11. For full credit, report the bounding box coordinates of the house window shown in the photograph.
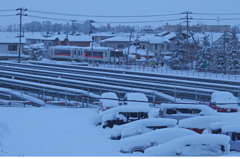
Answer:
[142,45,145,49]
[117,44,124,48]
[155,44,158,50]
[162,44,164,50]
[8,45,18,51]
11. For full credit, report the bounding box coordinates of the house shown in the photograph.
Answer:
[0,33,26,60]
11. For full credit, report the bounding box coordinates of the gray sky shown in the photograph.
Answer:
[1,0,240,29]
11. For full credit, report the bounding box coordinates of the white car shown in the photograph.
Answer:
[119,128,198,153]
[110,118,177,140]
[178,116,233,134]
[158,103,219,121]
[144,134,230,156]
[93,105,152,129]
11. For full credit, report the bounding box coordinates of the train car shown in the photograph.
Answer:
[49,45,122,63]
[49,45,81,61]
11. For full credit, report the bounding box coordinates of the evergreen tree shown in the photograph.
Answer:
[212,46,226,73]
[195,35,212,71]
[168,26,188,70]
[226,28,240,74]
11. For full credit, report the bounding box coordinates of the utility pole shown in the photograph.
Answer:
[89,20,94,64]
[126,29,132,65]
[70,20,76,34]
[181,11,193,69]
[217,17,220,32]
[16,7,27,63]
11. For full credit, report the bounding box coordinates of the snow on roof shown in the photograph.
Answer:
[111,118,177,138]
[159,103,219,115]
[120,128,198,152]
[122,45,155,56]
[124,92,149,107]
[92,32,114,37]
[209,122,238,130]
[178,116,229,129]
[144,134,230,156]
[66,35,92,42]
[222,125,240,132]
[138,35,170,43]
[124,92,148,101]
[211,91,237,103]
[100,92,119,108]
[99,36,131,42]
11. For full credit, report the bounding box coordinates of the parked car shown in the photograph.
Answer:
[158,103,219,121]
[178,116,230,134]
[209,123,240,152]
[98,92,119,111]
[123,92,149,107]
[144,134,230,156]
[119,128,198,153]
[110,118,177,140]
[91,101,100,108]
[209,91,238,112]
[45,101,81,108]
[9,101,32,107]
[93,105,152,129]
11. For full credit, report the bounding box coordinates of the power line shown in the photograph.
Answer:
[0,9,15,11]
[194,12,240,15]
[28,9,180,18]
[0,14,17,17]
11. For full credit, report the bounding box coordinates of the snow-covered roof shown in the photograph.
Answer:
[122,45,155,56]
[111,118,177,139]
[100,92,119,108]
[178,116,229,129]
[159,103,219,115]
[222,125,240,132]
[144,134,230,156]
[92,32,114,37]
[209,122,238,130]
[138,35,170,43]
[211,91,237,103]
[99,36,131,42]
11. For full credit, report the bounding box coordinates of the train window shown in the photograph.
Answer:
[105,52,107,57]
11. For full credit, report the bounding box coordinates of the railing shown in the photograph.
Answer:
[96,63,240,81]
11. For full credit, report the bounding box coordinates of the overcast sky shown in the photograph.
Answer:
[1,0,240,29]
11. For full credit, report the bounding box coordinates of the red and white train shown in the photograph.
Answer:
[49,45,123,63]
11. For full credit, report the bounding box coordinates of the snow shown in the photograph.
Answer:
[110,118,177,139]
[211,91,238,109]
[178,116,236,129]
[99,92,119,110]
[144,134,230,156]
[119,128,198,153]
[209,122,238,130]
[123,92,149,107]
[222,125,240,133]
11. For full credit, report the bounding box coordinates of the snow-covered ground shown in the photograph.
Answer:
[0,106,239,157]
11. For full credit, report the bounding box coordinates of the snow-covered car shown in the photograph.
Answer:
[123,92,149,107]
[144,134,230,156]
[221,124,240,152]
[93,105,152,129]
[158,103,219,121]
[178,116,231,134]
[91,101,100,108]
[98,92,119,111]
[119,128,198,153]
[209,122,237,134]
[210,91,238,112]
[45,101,81,107]
[9,101,32,107]
[110,118,177,140]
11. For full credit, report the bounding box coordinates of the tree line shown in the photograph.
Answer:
[168,25,240,74]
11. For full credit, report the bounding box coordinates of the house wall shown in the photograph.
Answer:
[0,43,19,54]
